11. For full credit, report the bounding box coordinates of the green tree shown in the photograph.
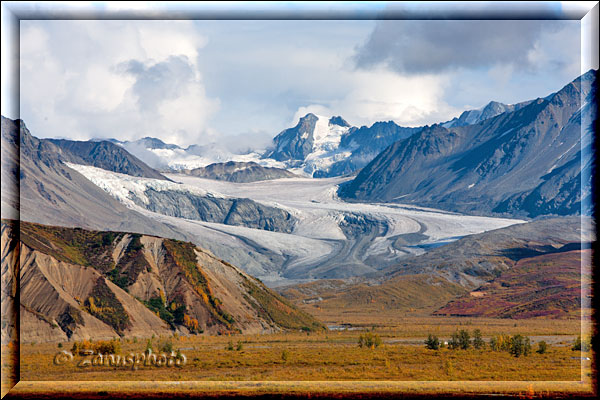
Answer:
[509,334,531,357]
[424,334,440,350]
[458,329,471,350]
[448,331,460,350]
[472,329,485,349]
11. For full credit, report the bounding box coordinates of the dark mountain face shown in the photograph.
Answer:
[339,70,597,218]
[266,113,319,162]
[135,136,180,150]
[0,116,187,238]
[318,122,421,177]
[328,116,350,127]
[47,138,168,180]
[187,161,296,183]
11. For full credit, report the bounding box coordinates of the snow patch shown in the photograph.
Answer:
[65,163,225,207]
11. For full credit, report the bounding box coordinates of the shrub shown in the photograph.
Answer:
[95,339,121,354]
[458,329,471,350]
[572,336,591,351]
[490,334,511,352]
[160,341,173,353]
[424,334,440,350]
[537,341,548,354]
[358,332,382,349]
[146,339,153,352]
[281,349,289,362]
[71,339,121,354]
[225,340,235,351]
[236,341,244,351]
[448,331,460,350]
[57,343,63,348]
[472,329,485,349]
[509,334,531,357]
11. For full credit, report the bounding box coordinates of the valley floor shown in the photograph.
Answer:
[12,316,589,385]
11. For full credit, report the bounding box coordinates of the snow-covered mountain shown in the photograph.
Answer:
[264,114,355,176]
[103,91,566,179]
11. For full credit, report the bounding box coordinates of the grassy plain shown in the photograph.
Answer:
[14,316,590,383]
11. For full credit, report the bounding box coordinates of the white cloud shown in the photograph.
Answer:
[288,66,459,129]
[17,18,582,149]
[19,20,217,146]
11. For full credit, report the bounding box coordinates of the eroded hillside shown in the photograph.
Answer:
[1,220,323,343]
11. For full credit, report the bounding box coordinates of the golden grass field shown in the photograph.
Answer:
[2,316,595,398]
[7,318,591,379]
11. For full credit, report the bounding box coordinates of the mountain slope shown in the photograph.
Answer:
[279,216,591,318]
[47,138,168,180]
[339,70,597,218]
[2,220,323,343]
[442,100,534,128]
[1,116,189,239]
[377,216,592,288]
[186,161,296,183]
[265,114,420,177]
[433,249,590,319]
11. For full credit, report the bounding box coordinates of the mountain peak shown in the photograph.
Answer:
[329,116,350,127]
[299,113,319,122]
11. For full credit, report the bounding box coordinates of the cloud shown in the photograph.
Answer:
[354,20,569,74]
[287,67,459,129]
[18,19,582,149]
[19,20,218,146]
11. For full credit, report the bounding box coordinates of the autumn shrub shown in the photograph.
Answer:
[490,334,512,352]
[160,341,173,353]
[537,341,548,354]
[71,339,121,354]
[358,332,382,349]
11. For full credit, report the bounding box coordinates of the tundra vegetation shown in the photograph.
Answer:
[13,317,590,383]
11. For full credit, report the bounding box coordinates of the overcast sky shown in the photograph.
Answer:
[16,15,583,148]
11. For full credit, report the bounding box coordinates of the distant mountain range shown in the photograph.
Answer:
[1,70,594,334]
[339,69,597,218]
[106,74,587,188]
[185,161,297,183]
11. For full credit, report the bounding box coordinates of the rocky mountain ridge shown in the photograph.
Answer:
[1,220,323,343]
[186,161,297,183]
[339,69,597,218]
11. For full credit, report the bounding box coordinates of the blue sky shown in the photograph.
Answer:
[11,4,587,149]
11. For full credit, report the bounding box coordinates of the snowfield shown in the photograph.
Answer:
[69,163,525,286]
